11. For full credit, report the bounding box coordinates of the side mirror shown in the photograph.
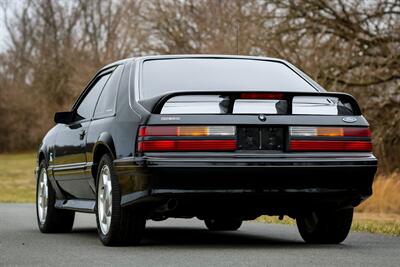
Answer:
[54,111,74,124]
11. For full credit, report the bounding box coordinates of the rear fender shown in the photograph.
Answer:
[92,132,116,162]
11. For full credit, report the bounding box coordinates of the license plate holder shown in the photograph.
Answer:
[237,127,283,150]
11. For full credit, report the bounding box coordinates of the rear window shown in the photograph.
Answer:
[140,58,317,99]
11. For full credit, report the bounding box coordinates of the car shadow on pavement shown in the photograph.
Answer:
[69,226,349,249]
[143,227,302,247]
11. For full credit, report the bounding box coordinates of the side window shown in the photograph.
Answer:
[94,65,123,118]
[76,73,111,120]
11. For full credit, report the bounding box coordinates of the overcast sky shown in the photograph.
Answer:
[0,7,7,52]
[0,0,22,52]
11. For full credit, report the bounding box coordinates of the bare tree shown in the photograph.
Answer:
[0,0,398,173]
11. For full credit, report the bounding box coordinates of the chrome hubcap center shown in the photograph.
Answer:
[37,168,48,224]
[98,165,112,235]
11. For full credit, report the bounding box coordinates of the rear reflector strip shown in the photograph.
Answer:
[289,127,371,137]
[138,140,237,152]
[139,126,235,137]
[290,140,372,151]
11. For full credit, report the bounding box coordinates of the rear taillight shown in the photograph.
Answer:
[139,126,235,137]
[289,126,372,152]
[137,126,236,152]
[289,127,371,137]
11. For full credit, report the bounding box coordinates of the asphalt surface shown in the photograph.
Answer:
[0,204,399,267]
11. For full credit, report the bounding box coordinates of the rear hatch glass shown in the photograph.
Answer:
[141,58,317,99]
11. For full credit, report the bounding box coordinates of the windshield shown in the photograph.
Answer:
[140,58,317,99]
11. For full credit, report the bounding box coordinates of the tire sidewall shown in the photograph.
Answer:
[297,208,354,244]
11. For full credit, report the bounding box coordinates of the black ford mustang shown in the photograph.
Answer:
[35,55,377,246]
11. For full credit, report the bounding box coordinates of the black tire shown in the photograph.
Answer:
[95,154,146,246]
[36,160,75,233]
[204,218,242,231]
[296,208,354,244]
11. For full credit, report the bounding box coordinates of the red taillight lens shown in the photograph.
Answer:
[138,140,237,152]
[137,125,236,152]
[290,140,372,151]
[240,93,284,100]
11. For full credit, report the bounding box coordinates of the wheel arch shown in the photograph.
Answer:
[36,151,46,180]
[38,151,46,164]
[92,132,116,183]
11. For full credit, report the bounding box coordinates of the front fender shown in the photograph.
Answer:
[36,124,60,177]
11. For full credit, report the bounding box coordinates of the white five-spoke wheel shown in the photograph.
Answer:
[97,165,113,235]
[37,168,49,224]
[36,160,75,233]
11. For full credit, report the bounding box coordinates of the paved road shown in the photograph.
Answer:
[0,204,399,267]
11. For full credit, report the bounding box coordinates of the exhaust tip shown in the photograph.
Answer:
[154,199,179,214]
[166,198,178,211]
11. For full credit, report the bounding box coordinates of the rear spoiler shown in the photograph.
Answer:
[139,91,362,115]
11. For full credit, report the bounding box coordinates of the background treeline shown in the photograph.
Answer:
[0,0,399,173]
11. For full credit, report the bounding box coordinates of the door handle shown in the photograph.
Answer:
[79,130,86,140]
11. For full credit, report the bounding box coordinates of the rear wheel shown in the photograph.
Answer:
[95,154,146,246]
[296,208,353,244]
[204,218,242,231]
[36,160,75,233]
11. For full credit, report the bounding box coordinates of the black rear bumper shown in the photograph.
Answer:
[114,152,377,215]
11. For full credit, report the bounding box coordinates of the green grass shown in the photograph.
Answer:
[256,214,400,236]
[1,152,399,236]
[0,152,36,202]
[351,218,400,236]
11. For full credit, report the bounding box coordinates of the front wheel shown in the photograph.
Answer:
[296,208,354,244]
[204,218,242,231]
[36,161,75,233]
[95,154,146,246]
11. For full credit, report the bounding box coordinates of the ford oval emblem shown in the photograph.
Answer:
[343,117,357,123]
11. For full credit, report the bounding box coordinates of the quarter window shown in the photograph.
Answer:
[76,73,111,120]
[94,65,123,118]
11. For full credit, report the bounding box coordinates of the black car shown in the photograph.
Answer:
[36,55,377,246]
